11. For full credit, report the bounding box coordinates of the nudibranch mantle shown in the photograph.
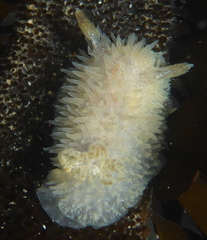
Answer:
[37,9,193,229]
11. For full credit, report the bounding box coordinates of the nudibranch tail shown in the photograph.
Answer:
[37,8,193,230]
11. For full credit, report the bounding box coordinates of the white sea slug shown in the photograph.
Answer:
[37,9,193,229]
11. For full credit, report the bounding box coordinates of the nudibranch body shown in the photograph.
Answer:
[37,9,193,229]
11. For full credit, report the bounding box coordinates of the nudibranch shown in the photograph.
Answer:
[37,9,193,229]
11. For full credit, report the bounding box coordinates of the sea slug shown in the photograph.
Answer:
[37,9,193,229]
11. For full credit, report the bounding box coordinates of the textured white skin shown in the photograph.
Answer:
[37,9,193,229]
